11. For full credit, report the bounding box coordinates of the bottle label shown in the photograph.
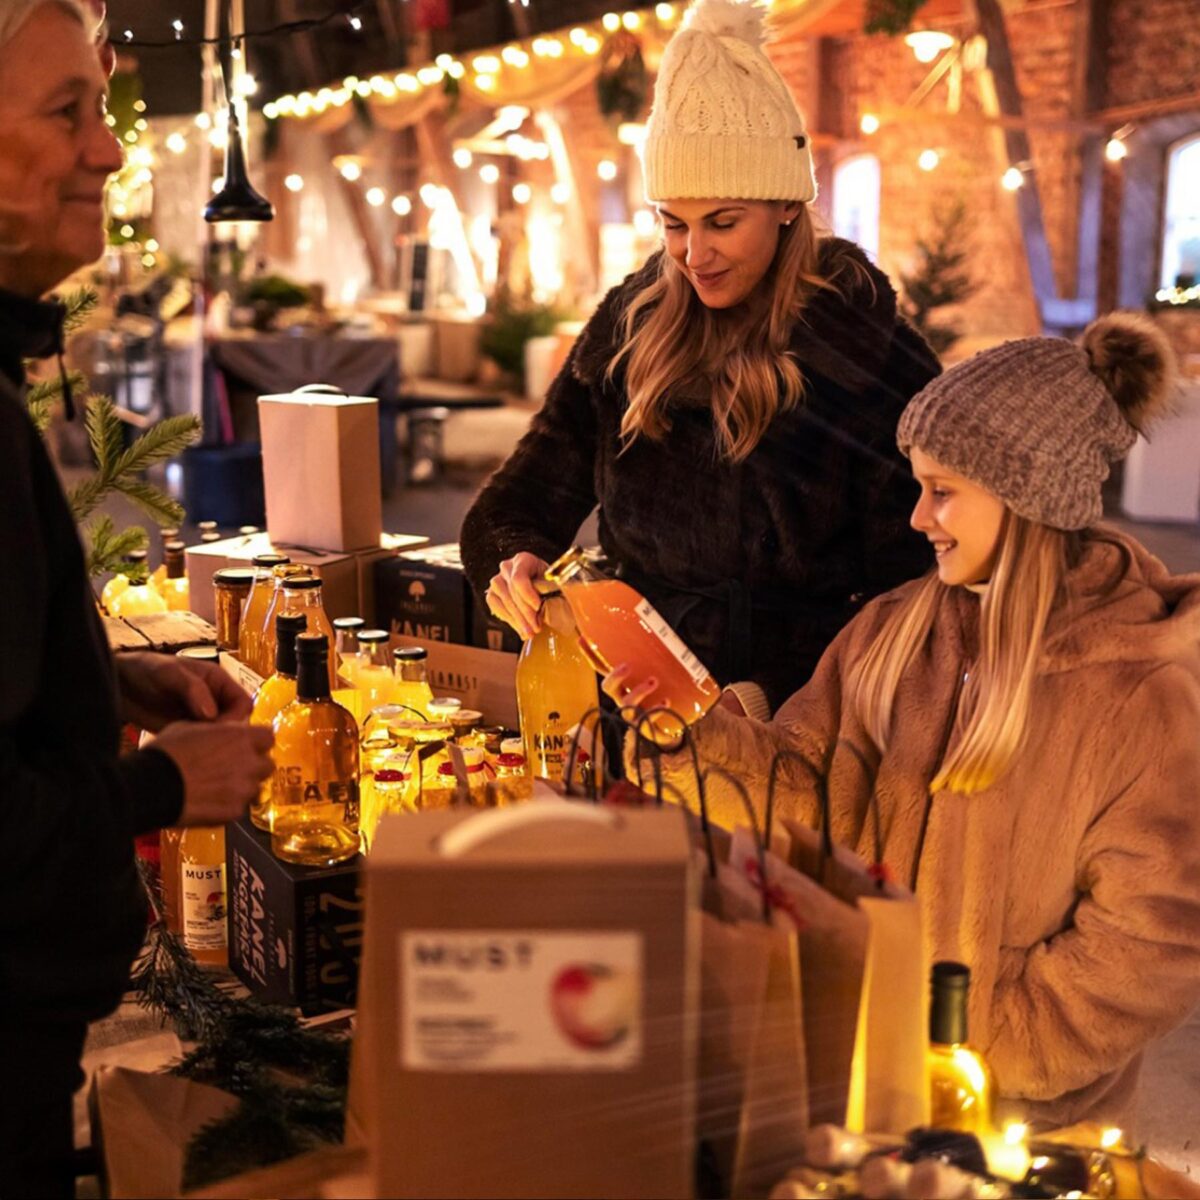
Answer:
[401,930,643,1070]
[182,862,227,952]
[273,767,360,822]
[634,599,711,686]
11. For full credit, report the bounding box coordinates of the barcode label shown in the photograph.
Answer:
[634,599,711,686]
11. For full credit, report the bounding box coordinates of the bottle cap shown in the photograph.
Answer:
[497,752,526,769]
[932,961,970,988]
[333,616,365,630]
[164,540,186,555]
[281,575,322,590]
[501,737,524,756]
[160,527,180,540]
[200,531,222,543]
[393,646,429,660]
[437,762,457,776]
[375,769,409,784]
[461,746,485,768]
[123,549,149,564]
[197,520,218,532]
[357,628,390,644]
[238,525,260,535]
[252,553,290,567]
[176,645,219,662]
[295,633,329,656]
[213,568,256,588]
[275,612,306,635]
[428,696,462,715]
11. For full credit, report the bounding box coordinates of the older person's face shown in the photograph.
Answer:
[0,4,123,296]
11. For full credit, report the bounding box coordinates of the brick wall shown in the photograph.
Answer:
[767,0,1200,350]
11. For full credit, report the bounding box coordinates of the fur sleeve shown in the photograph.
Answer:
[984,662,1200,1100]
[458,336,601,600]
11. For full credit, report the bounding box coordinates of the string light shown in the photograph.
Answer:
[419,183,441,209]
[480,163,501,184]
[133,99,147,113]
[583,36,602,54]
[918,148,941,171]
[1002,166,1024,190]
[145,239,159,252]
[166,131,187,154]
[348,13,363,31]
[416,66,443,86]
[339,161,363,181]
[172,18,184,39]
[119,223,135,238]
[392,194,412,216]
[366,187,386,207]
[512,183,532,204]
[551,182,571,204]
[285,173,304,192]
[904,30,954,62]
[453,148,473,169]
[622,11,642,29]
[656,2,675,19]
[569,27,588,45]
[598,159,618,181]
[633,208,657,237]
[473,54,501,73]
[1100,1129,1123,1150]
[474,74,496,92]
[194,111,212,130]
[603,12,621,31]
[617,122,647,146]
[860,113,880,135]
[1105,136,1128,161]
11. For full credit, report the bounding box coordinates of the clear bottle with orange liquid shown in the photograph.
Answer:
[180,824,228,968]
[355,630,395,716]
[159,540,191,611]
[150,526,179,592]
[238,554,291,672]
[515,592,599,784]
[249,612,306,830]
[109,549,168,618]
[545,547,721,744]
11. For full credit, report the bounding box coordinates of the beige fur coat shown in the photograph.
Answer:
[669,528,1200,1128]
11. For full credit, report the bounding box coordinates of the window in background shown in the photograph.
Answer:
[832,153,881,261]
[1161,133,1200,289]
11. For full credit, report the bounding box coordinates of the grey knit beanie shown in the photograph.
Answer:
[897,312,1178,530]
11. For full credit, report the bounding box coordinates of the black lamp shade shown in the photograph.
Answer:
[205,113,274,224]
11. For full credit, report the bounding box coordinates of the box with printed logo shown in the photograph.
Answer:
[349,803,697,1199]
[372,543,473,645]
[225,817,364,1016]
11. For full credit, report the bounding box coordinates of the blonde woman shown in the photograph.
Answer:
[622,312,1200,1129]
[462,0,940,714]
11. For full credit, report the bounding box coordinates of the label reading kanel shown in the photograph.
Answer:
[401,931,642,1071]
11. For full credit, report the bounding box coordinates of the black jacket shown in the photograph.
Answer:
[0,289,183,1028]
[461,239,941,710]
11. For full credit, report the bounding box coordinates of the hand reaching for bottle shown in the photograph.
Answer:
[486,552,550,639]
[151,721,275,826]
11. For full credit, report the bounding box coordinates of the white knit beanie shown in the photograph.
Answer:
[642,0,817,203]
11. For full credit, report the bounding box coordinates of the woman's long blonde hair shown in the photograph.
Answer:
[606,205,838,462]
[849,515,1126,795]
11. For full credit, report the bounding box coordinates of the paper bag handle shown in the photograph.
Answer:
[293,383,345,396]
[436,798,621,858]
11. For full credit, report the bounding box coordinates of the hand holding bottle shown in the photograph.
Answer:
[486,552,550,639]
[152,722,275,826]
[601,663,659,709]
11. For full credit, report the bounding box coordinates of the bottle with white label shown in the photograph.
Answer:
[516,594,598,784]
[179,825,228,968]
[545,548,721,745]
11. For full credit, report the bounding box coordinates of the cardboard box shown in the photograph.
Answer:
[185,531,427,625]
[259,389,383,552]
[226,817,365,1016]
[184,1144,372,1199]
[351,802,698,1199]
[373,543,473,645]
[470,604,524,654]
[390,634,519,728]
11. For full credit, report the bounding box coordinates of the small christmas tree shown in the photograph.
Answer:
[899,199,979,357]
[26,287,201,577]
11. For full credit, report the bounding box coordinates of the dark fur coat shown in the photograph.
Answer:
[460,238,941,708]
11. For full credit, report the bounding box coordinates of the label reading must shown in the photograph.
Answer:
[182,861,227,952]
[400,930,642,1071]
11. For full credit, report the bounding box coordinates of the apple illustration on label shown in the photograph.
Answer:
[550,963,635,1050]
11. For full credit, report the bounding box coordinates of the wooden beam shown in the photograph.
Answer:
[971,0,1061,327]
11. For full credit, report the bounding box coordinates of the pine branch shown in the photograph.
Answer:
[59,286,99,334]
[111,411,202,478]
[87,395,128,476]
[86,516,150,577]
[114,477,187,529]
[25,371,86,432]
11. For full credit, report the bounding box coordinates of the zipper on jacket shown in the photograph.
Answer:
[910,663,968,894]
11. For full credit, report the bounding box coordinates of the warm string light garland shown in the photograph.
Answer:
[115,1,371,48]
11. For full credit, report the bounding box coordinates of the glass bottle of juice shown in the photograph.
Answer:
[271,634,360,867]
[333,617,365,686]
[355,630,395,716]
[928,962,996,1135]
[494,744,533,805]
[159,826,182,933]
[278,576,338,689]
[238,553,290,669]
[159,540,191,612]
[256,561,310,677]
[150,526,179,591]
[392,646,434,718]
[110,550,168,617]
[102,549,152,614]
[179,824,228,969]
[545,547,720,744]
[516,591,599,783]
[213,568,255,654]
[249,612,306,830]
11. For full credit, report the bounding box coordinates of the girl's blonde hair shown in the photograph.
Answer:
[850,514,1126,795]
[607,205,841,463]
[0,0,90,49]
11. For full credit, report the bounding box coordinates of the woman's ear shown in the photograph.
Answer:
[780,201,804,227]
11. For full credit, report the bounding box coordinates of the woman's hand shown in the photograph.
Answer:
[601,663,659,710]
[116,652,252,732]
[485,552,549,639]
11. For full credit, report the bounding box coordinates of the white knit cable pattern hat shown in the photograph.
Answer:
[642,0,817,203]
